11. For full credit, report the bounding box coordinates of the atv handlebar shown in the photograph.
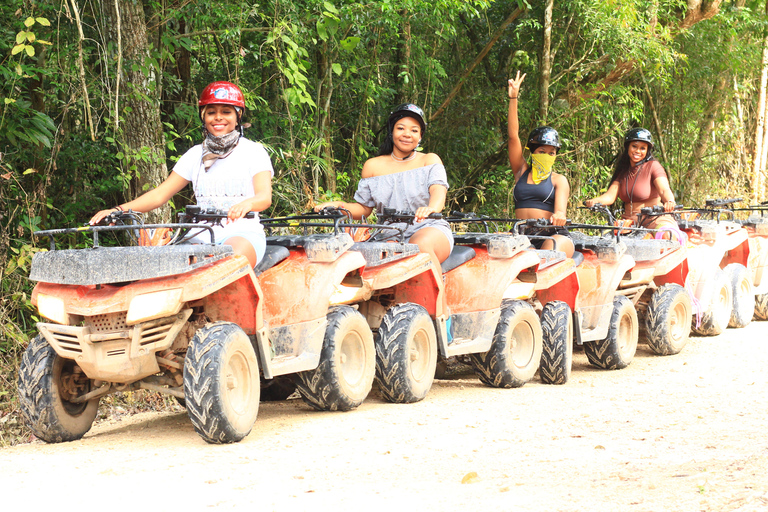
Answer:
[704,197,743,208]
[579,202,616,224]
[180,205,255,224]
[379,208,443,223]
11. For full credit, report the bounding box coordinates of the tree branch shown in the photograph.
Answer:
[429,6,525,122]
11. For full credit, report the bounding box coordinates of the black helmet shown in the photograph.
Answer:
[527,126,561,150]
[388,103,427,135]
[624,128,654,150]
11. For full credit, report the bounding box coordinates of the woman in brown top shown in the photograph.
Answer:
[585,128,677,229]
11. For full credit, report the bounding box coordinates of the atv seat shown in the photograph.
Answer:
[441,246,476,273]
[254,245,290,275]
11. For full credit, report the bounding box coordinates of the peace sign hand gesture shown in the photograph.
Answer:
[508,70,526,99]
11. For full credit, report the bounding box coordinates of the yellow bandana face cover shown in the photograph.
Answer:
[530,153,557,184]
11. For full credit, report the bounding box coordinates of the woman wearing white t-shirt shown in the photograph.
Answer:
[90,81,273,266]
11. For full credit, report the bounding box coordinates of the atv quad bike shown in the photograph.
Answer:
[699,198,768,321]
[261,208,446,405]
[527,205,691,383]
[442,213,580,386]
[674,199,752,333]
[19,207,376,445]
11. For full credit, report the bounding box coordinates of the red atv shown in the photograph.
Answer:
[442,214,580,385]
[532,205,691,382]
[260,208,444,405]
[675,199,753,333]
[20,207,376,444]
[700,198,768,321]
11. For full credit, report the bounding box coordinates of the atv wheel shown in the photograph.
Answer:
[643,284,692,355]
[260,376,297,401]
[693,269,732,336]
[470,300,543,388]
[725,263,755,328]
[584,295,638,370]
[539,301,573,385]
[296,306,375,411]
[755,293,768,320]
[375,303,438,402]
[184,322,260,444]
[17,335,100,443]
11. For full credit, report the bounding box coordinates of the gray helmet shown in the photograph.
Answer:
[624,128,654,150]
[527,126,561,150]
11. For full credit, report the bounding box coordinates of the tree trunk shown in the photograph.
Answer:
[687,75,728,179]
[759,98,768,202]
[315,45,336,195]
[539,0,553,123]
[753,25,768,202]
[105,0,170,223]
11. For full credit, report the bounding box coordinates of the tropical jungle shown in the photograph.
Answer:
[1,0,767,444]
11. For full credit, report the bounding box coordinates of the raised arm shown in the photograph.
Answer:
[507,71,527,179]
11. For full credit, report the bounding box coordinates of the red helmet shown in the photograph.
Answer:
[198,81,245,109]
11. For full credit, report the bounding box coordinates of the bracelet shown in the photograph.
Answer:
[115,205,124,212]
[509,96,518,99]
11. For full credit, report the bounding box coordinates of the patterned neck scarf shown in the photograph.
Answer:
[201,129,240,171]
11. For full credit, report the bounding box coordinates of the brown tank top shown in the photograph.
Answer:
[616,160,667,204]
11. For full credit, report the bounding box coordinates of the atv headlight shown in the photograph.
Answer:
[37,293,69,325]
[126,288,183,325]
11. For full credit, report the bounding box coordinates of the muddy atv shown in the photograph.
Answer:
[530,205,690,381]
[675,199,752,333]
[442,213,580,385]
[19,207,376,444]
[432,213,545,389]
[700,198,768,321]
[262,208,445,405]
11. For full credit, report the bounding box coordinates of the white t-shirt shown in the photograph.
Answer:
[173,137,274,244]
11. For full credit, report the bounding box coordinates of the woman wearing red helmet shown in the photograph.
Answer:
[90,81,273,266]
[585,127,677,230]
[507,71,573,256]
[316,103,452,264]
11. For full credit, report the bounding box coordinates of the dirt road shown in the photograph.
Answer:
[2,321,767,511]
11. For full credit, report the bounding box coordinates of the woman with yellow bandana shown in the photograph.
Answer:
[507,71,574,257]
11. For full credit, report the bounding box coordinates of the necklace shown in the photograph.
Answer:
[391,151,417,162]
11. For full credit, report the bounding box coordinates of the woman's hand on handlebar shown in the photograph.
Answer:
[227,198,257,221]
[584,199,597,208]
[89,208,120,226]
[551,211,567,226]
[414,206,438,222]
[663,199,676,213]
[314,201,344,212]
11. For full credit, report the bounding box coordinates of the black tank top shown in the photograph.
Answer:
[513,168,555,213]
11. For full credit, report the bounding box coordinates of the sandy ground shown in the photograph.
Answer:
[1,321,767,512]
